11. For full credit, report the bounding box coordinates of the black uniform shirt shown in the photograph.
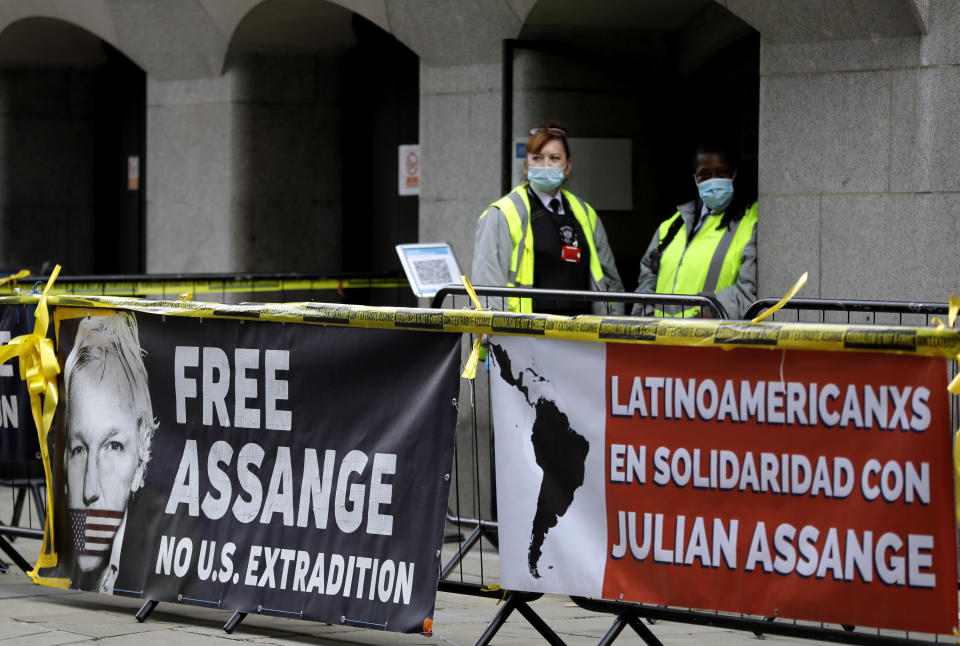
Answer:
[528,187,591,315]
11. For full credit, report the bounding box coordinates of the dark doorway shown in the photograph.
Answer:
[340,14,419,275]
[226,1,419,289]
[0,18,145,275]
[655,33,760,231]
[93,43,146,274]
[509,1,759,291]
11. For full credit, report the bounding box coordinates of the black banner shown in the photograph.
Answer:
[0,304,39,475]
[42,309,460,634]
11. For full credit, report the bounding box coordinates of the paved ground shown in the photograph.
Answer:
[0,493,947,645]
[0,572,839,646]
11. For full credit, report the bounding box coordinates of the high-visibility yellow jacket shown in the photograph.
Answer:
[634,200,757,319]
[472,184,624,314]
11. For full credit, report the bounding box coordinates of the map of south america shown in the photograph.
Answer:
[488,342,589,578]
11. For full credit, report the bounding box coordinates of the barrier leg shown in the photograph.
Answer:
[472,593,519,646]
[135,600,159,622]
[514,599,568,646]
[10,488,25,528]
[441,525,482,579]
[597,613,663,646]
[482,526,499,550]
[0,535,31,574]
[29,482,45,518]
[473,593,568,646]
[754,615,775,638]
[596,615,629,646]
[223,611,247,634]
[626,615,664,646]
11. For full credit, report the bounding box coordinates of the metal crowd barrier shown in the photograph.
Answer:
[0,272,413,574]
[0,301,42,575]
[430,285,728,318]
[0,271,411,306]
[579,296,958,645]
[432,286,729,645]
[743,297,951,325]
[744,297,959,439]
[0,463,44,575]
[434,288,957,645]
[1,286,956,645]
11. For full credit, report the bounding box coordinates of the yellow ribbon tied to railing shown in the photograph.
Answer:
[0,265,69,587]
[480,584,508,605]
[933,294,960,524]
[930,293,959,333]
[750,272,808,324]
[460,276,486,380]
[936,294,960,397]
[0,269,29,288]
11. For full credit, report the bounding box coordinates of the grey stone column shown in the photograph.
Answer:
[387,0,534,273]
[757,34,921,300]
[146,53,344,274]
[418,60,504,522]
[146,75,239,272]
[419,61,503,274]
[387,1,532,522]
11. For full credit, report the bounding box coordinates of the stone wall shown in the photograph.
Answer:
[146,51,344,273]
[724,0,960,302]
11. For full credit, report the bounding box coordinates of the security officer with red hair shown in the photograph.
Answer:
[472,121,624,315]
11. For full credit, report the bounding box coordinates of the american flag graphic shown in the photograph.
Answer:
[68,509,123,555]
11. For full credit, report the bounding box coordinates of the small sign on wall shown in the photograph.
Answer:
[398,144,420,196]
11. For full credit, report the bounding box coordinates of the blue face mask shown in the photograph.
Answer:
[697,177,734,210]
[528,165,566,192]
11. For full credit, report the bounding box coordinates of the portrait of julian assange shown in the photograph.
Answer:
[59,312,157,593]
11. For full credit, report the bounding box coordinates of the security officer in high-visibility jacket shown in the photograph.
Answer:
[633,142,757,319]
[472,121,624,316]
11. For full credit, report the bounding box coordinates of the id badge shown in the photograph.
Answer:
[561,244,581,263]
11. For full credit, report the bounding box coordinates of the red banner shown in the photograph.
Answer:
[603,345,955,632]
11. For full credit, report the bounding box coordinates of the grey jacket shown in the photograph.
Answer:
[633,200,757,319]
[471,187,625,315]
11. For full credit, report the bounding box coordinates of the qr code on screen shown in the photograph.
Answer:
[413,259,452,286]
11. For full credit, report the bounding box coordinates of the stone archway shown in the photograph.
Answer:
[510,0,758,290]
[221,0,420,277]
[143,0,419,278]
[0,17,146,274]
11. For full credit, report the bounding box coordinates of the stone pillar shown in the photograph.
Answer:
[418,61,503,274]
[146,75,238,272]
[757,34,920,300]
[386,1,531,522]
[418,59,504,522]
[146,52,343,273]
[387,0,531,274]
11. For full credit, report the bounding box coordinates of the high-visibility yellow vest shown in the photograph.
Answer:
[655,201,758,317]
[480,185,605,313]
